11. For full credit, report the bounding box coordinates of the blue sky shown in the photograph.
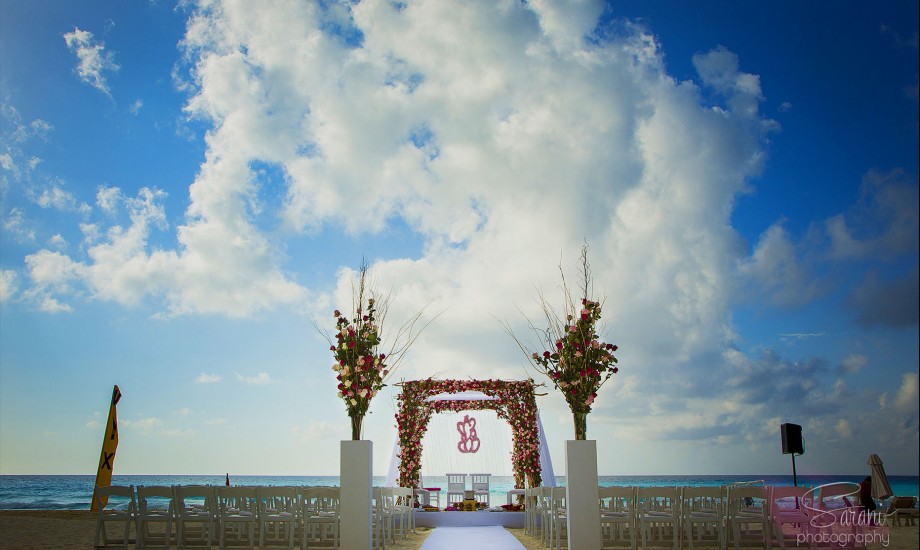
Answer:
[1,0,917,478]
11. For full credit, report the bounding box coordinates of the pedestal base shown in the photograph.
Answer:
[340,440,372,550]
[565,439,601,549]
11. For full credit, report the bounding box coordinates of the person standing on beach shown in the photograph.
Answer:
[859,476,876,512]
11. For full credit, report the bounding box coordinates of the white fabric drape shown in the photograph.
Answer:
[537,412,556,486]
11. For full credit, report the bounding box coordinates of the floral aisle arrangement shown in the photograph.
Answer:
[331,297,386,440]
[321,261,431,440]
[395,378,542,492]
[509,245,620,441]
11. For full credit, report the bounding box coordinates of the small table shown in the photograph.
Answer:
[506,489,526,504]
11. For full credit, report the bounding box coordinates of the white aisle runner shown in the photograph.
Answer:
[420,526,526,549]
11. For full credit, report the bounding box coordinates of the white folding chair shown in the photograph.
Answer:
[372,486,394,549]
[549,486,568,550]
[726,485,772,550]
[174,485,216,550]
[470,473,491,507]
[445,473,467,506]
[258,486,299,548]
[302,486,339,549]
[136,485,174,549]
[391,487,415,536]
[537,486,555,547]
[93,484,136,550]
[636,486,681,550]
[812,483,865,543]
[599,486,637,550]
[768,485,814,549]
[216,486,258,549]
[524,486,538,537]
[681,486,725,550]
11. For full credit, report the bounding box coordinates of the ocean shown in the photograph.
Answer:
[1,474,917,510]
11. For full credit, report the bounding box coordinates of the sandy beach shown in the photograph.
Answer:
[1,510,916,549]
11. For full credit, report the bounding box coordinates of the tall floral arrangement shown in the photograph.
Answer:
[321,261,431,440]
[507,245,620,440]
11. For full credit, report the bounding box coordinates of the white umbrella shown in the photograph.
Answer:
[868,454,893,500]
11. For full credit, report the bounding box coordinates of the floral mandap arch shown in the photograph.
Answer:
[386,378,555,491]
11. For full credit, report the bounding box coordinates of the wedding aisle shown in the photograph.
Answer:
[420,526,526,549]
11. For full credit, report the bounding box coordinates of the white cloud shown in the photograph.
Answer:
[840,354,868,374]
[96,186,123,214]
[63,28,119,95]
[129,99,143,115]
[895,372,918,410]
[47,234,67,250]
[292,420,343,443]
[236,371,273,385]
[0,270,17,302]
[826,169,919,261]
[738,223,821,307]
[35,181,91,214]
[173,0,776,407]
[13,2,914,469]
[23,184,308,316]
[3,208,36,242]
[120,416,162,433]
[834,419,853,439]
[195,372,222,384]
[0,103,52,184]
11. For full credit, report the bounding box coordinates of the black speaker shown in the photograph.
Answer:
[781,423,804,455]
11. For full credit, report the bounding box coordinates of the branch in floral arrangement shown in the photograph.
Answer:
[500,244,620,432]
[314,259,441,437]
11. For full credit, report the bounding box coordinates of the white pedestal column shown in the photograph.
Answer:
[565,439,601,550]
[340,440,372,550]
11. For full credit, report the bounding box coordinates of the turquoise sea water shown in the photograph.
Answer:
[1,474,917,510]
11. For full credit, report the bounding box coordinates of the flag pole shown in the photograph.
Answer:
[90,385,122,512]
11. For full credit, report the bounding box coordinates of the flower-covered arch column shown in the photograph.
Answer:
[395,379,543,491]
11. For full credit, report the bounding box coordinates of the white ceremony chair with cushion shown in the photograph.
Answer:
[258,486,299,548]
[93,484,137,550]
[681,486,725,550]
[174,485,216,550]
[302,486,339,549]
[768,485,814,549]
[636,486,681,550]
[216,486,258,550]
[470,473,491,507]
[726,485,772,550]
[136,485,175,550]
[599,486,637,550]
[445,473,467,506]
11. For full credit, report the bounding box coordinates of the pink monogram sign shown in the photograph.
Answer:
[456,415,481,453]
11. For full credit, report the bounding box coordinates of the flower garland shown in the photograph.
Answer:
[395,379,542,491]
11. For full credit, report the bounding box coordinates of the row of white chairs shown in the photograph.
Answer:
[523,483,884,550]
[93,484,416,550]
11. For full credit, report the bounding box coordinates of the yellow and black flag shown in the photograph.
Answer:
[90,385,122,512]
